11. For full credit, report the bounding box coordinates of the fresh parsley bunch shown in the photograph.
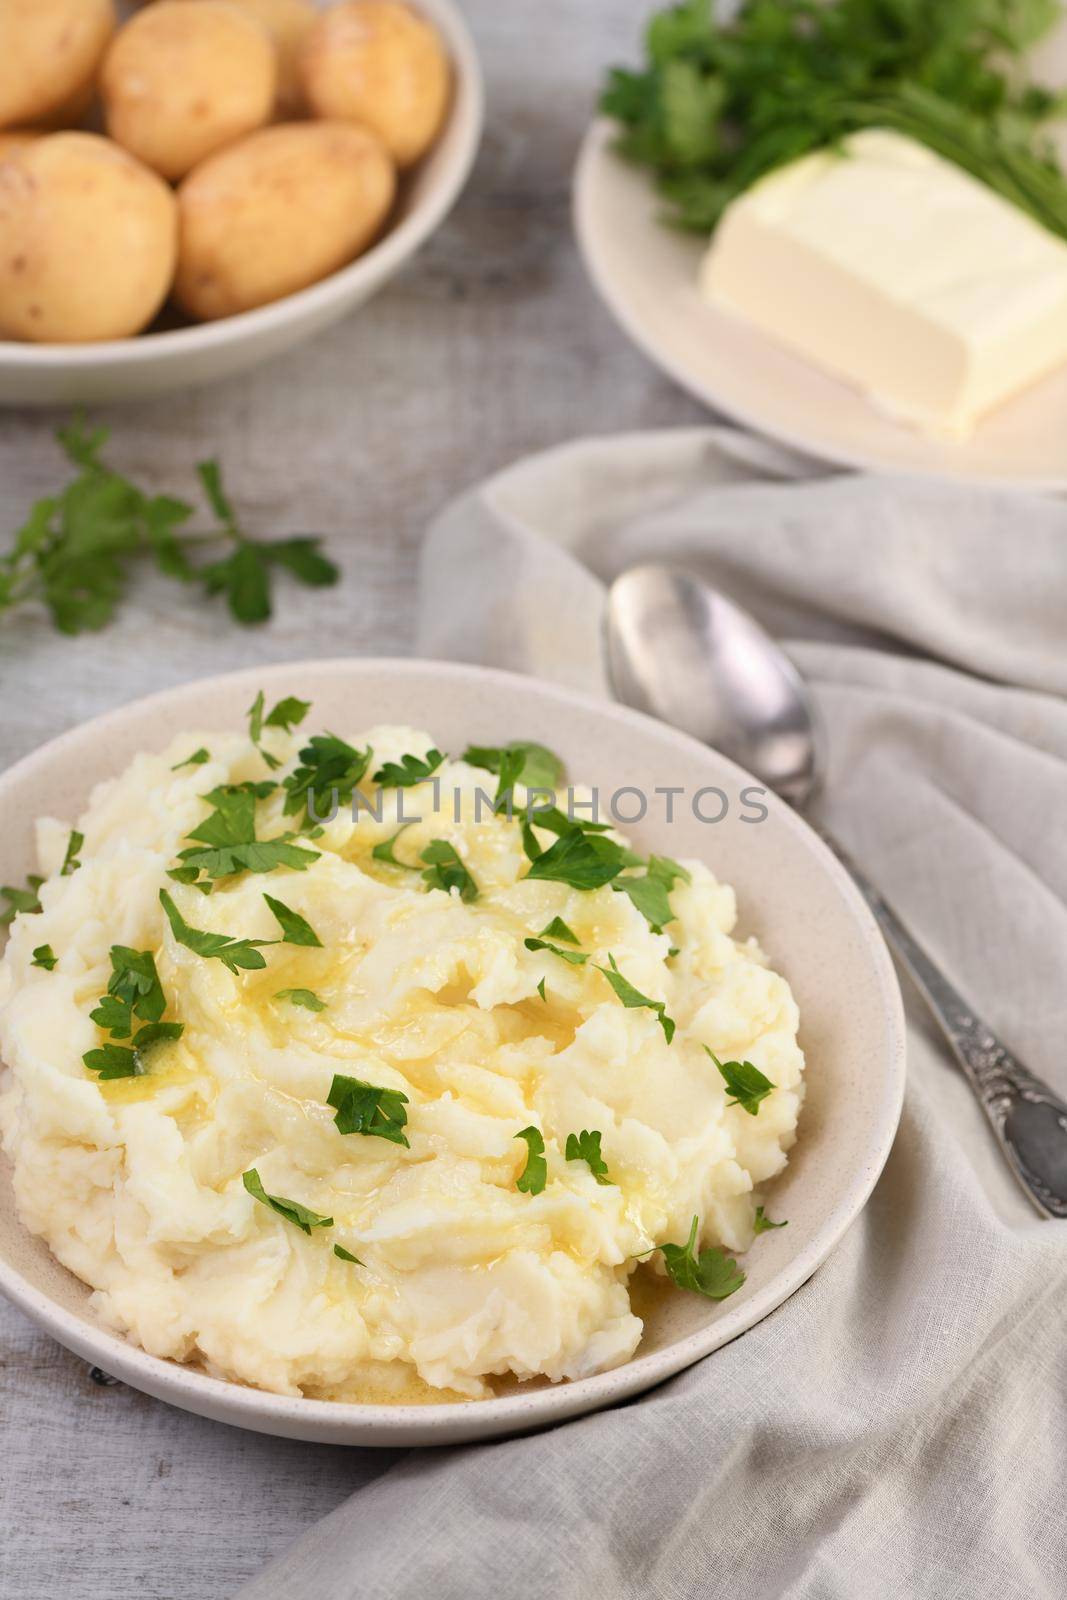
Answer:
[602,0,1067,238]
[0,418,339,634]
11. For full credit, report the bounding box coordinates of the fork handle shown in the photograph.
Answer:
[815,825,1067,1220]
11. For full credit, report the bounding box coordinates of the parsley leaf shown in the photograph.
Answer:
[283,732,372,825]
[0,875,43,927]
[371,826,417,868]
[754,1205,787,1234]
[159,887,274,973]
[658,1215,745,1301]
[596,954,676,1043]
[31,944,57,970]
[90,946,167,1037]
[83,1021,184,1081]
[524,935,588,965]
[327,1073,410,1146]
[373,749,445,788]
[173,784,319,885]
[247,692,310,769]
[706,1048,774,1115]
[525,827,632,890]
[172,748,210,771]
[538,916,580,944]
[59,830,84,876]
[274,987,327,1012]
[613,856,690,931]
[536,977,547,1002]
[462,742,565,792]
[565,1129,612,1184]
[420,840,478,902]
[0,423,338,635]
[333,1244,364,1264]
[515,1126,547,1194]
[263,893,322,947]
[243,1168,333,1234]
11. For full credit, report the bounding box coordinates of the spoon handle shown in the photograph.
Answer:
[815,825,1067,1219]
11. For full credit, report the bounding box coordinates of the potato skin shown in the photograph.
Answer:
[300,0,450,168]
[224,0,317,118]
[0,133,178,343]
[175,120,396,320]
[102,1,277,180]
[0,0,115,131]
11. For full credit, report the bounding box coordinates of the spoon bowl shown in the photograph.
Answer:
[606,565,821,807]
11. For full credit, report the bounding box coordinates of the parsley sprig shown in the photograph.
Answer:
[83,945,184,1080]
[327,1073,410,1145]
[0,420,339,634]
[657,1215,745,1301]
[707,1048,775,1115]
[169,783,319,888]
[602,0,1067,240]
[596,954,676,1043]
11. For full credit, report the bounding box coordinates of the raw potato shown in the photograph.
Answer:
[224,0,317,118]
[0,132,40,164]
[102,1,277,180]
[0,133,178,343]
[0,0,115,130]
[175,121,396,320]
[301,0,450,167]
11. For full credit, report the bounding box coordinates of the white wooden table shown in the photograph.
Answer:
[0,4,702,1595]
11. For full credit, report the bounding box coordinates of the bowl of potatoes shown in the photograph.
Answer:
[0,0,483,405]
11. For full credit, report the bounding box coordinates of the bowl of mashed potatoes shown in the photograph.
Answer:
[0,659,904,1445]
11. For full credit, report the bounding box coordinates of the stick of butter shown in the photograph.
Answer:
[700,128,1067,438]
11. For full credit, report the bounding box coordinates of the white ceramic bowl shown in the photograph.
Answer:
[0,0,483,408]
[574,116,1067,490]
[0,658,905,1445]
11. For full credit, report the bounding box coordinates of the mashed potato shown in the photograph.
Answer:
[0,715,804,1402]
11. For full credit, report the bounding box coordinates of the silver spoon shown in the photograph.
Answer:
[607,563,1067,1220]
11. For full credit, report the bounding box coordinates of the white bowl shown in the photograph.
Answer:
[574,116,1067,490]
[0,0,483,408]
[0,658,905,1445]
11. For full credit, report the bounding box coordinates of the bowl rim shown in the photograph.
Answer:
[0,656,907,1442]
[0,0,485,370]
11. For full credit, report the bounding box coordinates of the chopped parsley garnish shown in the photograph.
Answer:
[159,887,274,974]
[523,933,588,965]
[274,987,327,1012]
[372,826,417,868]
[565,1129,612,1184]
[327,1073,410,1146]
[596,954,676,1043]
[657,1215,745,1301]
[243,1168,333,1234]
[536,977,547,1002]
[90,946,166,1036]
[462,741,564,792]
[0,875,43,927]
[59,830,84,877]
[333,1244,364,1264]
[172,748,210,771]
[247,691,310,769]
[514,1126,547,1194]
[373,749,444,788]
[171,783,319,886]
[525,826,632,890]
[263,893,322,947]
[0,420,338,635]
[753,1206,787,1234]
[83,1021,184,1081]
[706,1048,774,1115]
[420,840,478,902]
[31,944,57,971]
[83,943,183,1078]
[282,732,372,825]
[613,856,690,932]
[538,916,580,944]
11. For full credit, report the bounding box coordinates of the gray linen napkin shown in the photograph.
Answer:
[242,429,1067,1600]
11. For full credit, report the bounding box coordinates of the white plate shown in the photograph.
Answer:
[0,0,484,408]
[574,117,1067,490]
[0,658,905,1446]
